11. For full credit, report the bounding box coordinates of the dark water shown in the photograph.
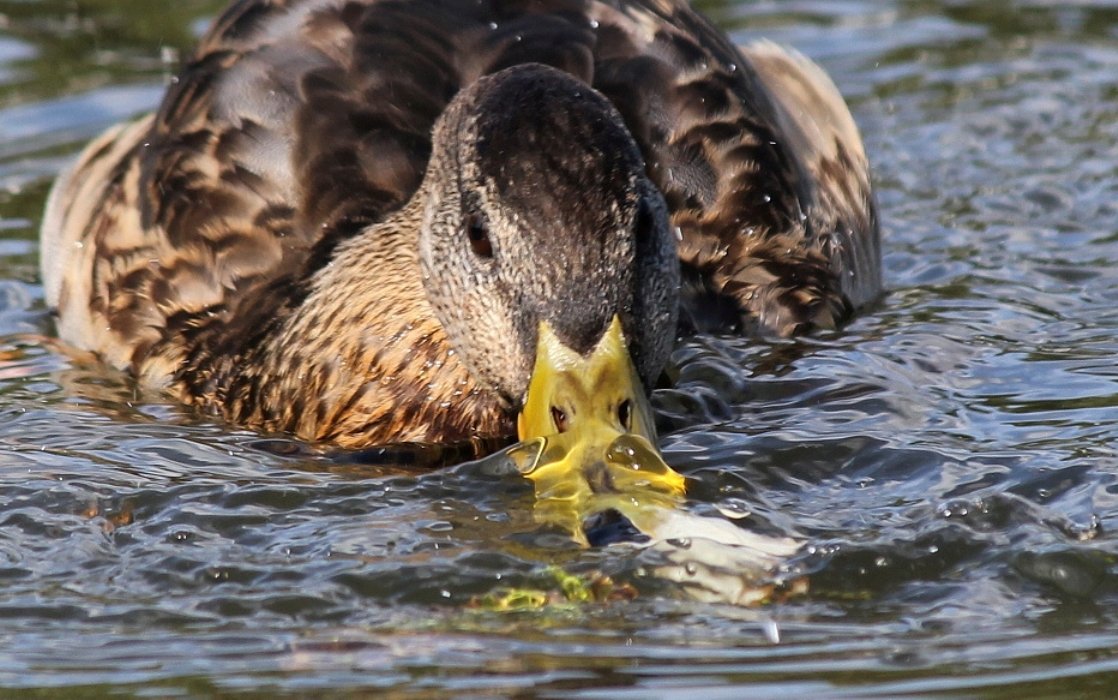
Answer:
[3,0,1118,695]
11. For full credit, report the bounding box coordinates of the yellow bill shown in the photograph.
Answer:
[514,315,686,543]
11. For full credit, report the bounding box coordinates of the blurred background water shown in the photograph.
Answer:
[2,0,1118,696]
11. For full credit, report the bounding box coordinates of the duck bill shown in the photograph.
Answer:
[515,316,686,538]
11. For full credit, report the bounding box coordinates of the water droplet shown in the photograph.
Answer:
[488,21,498,30]
[684,562,697,576]
[762,619,780,644]
[716,498,751,520]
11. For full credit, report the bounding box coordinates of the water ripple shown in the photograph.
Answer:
[2,0,1118,694]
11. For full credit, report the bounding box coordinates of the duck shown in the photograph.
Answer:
[39,0,880,480]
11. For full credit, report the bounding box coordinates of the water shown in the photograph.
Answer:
[3,0,1118,695]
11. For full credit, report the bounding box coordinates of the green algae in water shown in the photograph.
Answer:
[468,566,637,611]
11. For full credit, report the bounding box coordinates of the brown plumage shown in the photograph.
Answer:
[40,0,880,450]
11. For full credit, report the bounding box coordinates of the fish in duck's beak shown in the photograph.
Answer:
[514,315,686,540]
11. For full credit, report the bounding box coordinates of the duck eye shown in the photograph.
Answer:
[633,198,654,240]
[617,399,632,431]
[550,406,569,433]
[466,213,493,258]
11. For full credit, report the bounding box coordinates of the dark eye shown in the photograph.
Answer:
[617,399,632,430]
[551,406,569,433]
[633,198,654,240]
[466,212,494,258]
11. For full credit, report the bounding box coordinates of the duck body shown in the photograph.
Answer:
[41,0,880,450]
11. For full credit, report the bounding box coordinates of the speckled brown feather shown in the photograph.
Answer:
[41,0,880,448]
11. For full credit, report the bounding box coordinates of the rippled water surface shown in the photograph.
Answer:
[3,0,1118,695]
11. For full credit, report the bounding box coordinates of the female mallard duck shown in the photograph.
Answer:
[40,0,879,474]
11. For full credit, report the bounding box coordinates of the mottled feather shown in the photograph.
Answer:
[41,0,880,448]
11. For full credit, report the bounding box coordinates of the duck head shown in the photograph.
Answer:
[417,64,685,517]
